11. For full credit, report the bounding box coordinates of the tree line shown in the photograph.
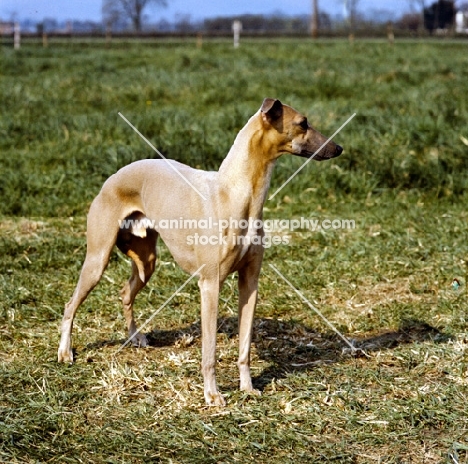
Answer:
[26,0,465,35]
[100,0,462,35]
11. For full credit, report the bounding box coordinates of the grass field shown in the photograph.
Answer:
[1,38,467,462]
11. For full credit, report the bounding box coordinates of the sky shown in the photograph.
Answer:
[1,0,415,23]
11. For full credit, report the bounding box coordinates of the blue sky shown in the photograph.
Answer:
[1,0,415,23]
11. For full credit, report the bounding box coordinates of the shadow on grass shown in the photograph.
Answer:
[83,316,448,391]
[250,318,448,391]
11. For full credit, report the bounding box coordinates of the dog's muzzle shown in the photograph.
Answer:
[308,144,343,161]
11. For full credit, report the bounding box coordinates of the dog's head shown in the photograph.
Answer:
[260,98,343,161]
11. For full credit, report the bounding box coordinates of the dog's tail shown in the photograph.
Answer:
[118,212,149,239]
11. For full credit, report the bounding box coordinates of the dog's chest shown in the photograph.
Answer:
[218,221,262,271]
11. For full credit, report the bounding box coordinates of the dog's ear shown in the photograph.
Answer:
[261,98,283,123]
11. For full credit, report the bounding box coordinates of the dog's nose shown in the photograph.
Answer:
[335,145,343,156]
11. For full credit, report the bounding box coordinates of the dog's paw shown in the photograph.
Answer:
[239,376,261,396]
[205,390,226,407]
[240,384,261,397]
[57,348,74,363]
[130,332,148,348]
[245,388,262,397]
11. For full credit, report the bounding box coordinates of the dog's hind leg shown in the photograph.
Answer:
[116,226,158,348]
[58,199,121,363]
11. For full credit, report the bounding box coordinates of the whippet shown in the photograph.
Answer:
[57,98,343,406]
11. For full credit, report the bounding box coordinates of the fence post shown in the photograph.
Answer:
[14,22,20,49]
[196,32,203,49]
[106,24,112,47]
[232,20,242,48]
[387,22,394,45]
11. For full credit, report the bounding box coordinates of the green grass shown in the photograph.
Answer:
[1,38,467,462]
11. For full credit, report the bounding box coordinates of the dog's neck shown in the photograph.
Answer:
[218,111,277,218]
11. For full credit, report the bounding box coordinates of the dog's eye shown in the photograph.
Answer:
[299,119,308,130]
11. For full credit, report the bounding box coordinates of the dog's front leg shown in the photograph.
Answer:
[237,254,263,396]
[198,276,225,406]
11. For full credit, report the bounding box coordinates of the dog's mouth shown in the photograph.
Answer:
[295,144,343,161]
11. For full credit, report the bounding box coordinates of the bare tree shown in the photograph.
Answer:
[103,0,167,32]
[347,0,360,32]
[408,0,426,32]
[341,0,360,33]
[311,0,319,38]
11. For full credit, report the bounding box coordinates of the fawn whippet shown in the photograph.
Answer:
[57,98,343,406]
